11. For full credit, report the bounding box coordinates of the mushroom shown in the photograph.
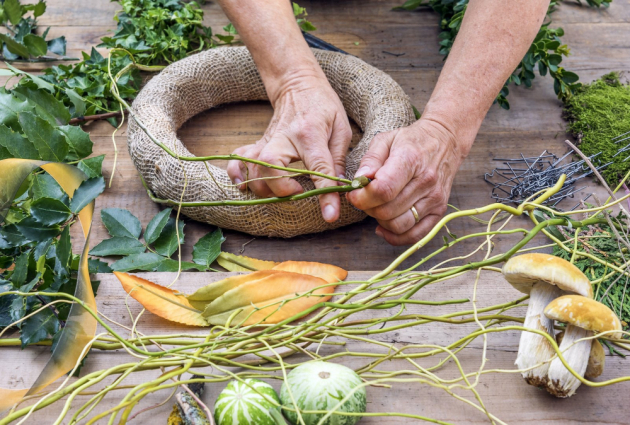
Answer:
[502,253,592,386]
[543,295,621,397]
[556,331,606,379]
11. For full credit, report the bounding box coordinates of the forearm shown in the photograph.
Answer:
[216,0,322,104]
[421,0,549,153]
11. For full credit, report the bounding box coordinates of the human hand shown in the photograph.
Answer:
[347,119,471,246]
[227,69,352,222]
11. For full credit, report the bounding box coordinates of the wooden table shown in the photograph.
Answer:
[2,0,630,423]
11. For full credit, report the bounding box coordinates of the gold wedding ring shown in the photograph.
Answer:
[410,205,420,224]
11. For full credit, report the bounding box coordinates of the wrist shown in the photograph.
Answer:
[262,57,326,105]
[412,114,473,160]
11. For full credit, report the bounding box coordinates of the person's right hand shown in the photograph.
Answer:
[227,68,352,223]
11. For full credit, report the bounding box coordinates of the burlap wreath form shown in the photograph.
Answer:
[127,47,415,238]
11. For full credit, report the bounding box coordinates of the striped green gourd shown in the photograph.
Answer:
[280,362,366,425]
[214,378,280,425]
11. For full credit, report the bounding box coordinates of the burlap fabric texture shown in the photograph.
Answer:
[128,47,415,238]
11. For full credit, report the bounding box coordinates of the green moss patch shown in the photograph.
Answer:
[564,72,630,187]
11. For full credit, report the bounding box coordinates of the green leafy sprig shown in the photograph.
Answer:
[0,0,71,62]
[90,207,225,273]
[396,0,609,109]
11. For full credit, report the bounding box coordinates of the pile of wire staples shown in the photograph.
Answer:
[484,149,610,210]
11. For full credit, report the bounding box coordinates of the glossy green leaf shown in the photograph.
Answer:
[3,0,22,25]
[88,258,112,273]
[23,34,48,57]
[143,208,171,244]
[69,177,105,214]
[0,123,39,160]
[10,251,30,287]
[0,282,16,327]
[46,36,66,56]
[18,112,69,162]
[0,90,32,131]
[192,228,225,266]
[63,88,86,117]
[58,124,93,160]
[15,217,60,241]
[77,155,104,178]
[156,259,207,272]
[30,198,72,226]
[31,174,69,204]
[153,217,184,257]
[0,34,29,58]
[13,86,71,126]
[110,252,166,272]
[89,236,146,257]
[56,226,71,275]
[101,208,142,239]
[33,1,46,18]
[20,309,60,348]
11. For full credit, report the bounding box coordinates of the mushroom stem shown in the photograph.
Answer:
[516,282,562,386]
[547,325,593,397]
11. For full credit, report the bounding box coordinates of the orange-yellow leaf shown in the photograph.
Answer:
[203,271,335,326]
[216,252,279,272]
[114,271,208,327]
[272,261,347,284]
[186,270,284,309]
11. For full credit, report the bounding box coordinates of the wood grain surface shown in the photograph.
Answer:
[2,271,628,424]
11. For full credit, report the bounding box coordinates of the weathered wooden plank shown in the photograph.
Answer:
[1,271,627,423]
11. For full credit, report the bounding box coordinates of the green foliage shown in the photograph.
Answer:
[293,2,317,32]
[551,210,630,336]
[563,72,630,187]
[396,0,609,109]
[0,0,69,61]
[90,208,224,272]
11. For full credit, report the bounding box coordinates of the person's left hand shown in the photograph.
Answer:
[347,118,470,246]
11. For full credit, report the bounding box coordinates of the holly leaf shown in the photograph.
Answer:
[64,88,86,117]
[31,173,69,204]
[101,208,142,239]
[0,123,39,159]
[88,258,112,273]
[77,155,104,178]
[0,225,29,248]
[20,309,60,348]
[0,89,32,131]
[15,217,60,241]
[10,251,30,287]
[55,226,71,274]
[110,252,166,272]
[192,228,225,267]
[23,34,48,57]
[58,124,93,160]
[3,0,22,26]
[0,34,29,58]
[30,197,72,226]
[69,176,105,213]
[156,259,207,272]
[153,217,184,257]
[33,1,46,18]
[144,208,172,245]
[89,236,146,256]
[13,86,71,126]
[18,111,69,162]
[0,281,17,327]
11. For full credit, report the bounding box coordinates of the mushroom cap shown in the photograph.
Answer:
[502,253,592,297]
[556,331,606,379]
[544,295,622,339]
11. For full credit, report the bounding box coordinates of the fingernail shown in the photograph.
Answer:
[355,166,370,178]
[234,178,242,185]
[375,228,383,237]
[338,173,346,179]
[323,205,336,222]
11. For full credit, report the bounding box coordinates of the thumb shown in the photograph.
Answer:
[354,132,392,179]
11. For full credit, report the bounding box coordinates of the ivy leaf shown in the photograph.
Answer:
[3,0,22,26]
[110,252,166,272]
[0,34,30,58]
[88,258,112,273]
[13,86,71,126]
[0,123,39,159]
[58,124,93,160]
[31,173,69,204]
[153,217,185,257]
[30,198,72,226]
[144,208,172,245]
[15,217,60,241]
[69,176,105,213]
[192,229,225,267]
[20,309,60,348]
[18,112,69,162]
[47,36,66,56]
[23,34,48,57]
[77,155,105,178]
[156,259,207,272]
[101,208,142,239]
[89,236,146,257]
